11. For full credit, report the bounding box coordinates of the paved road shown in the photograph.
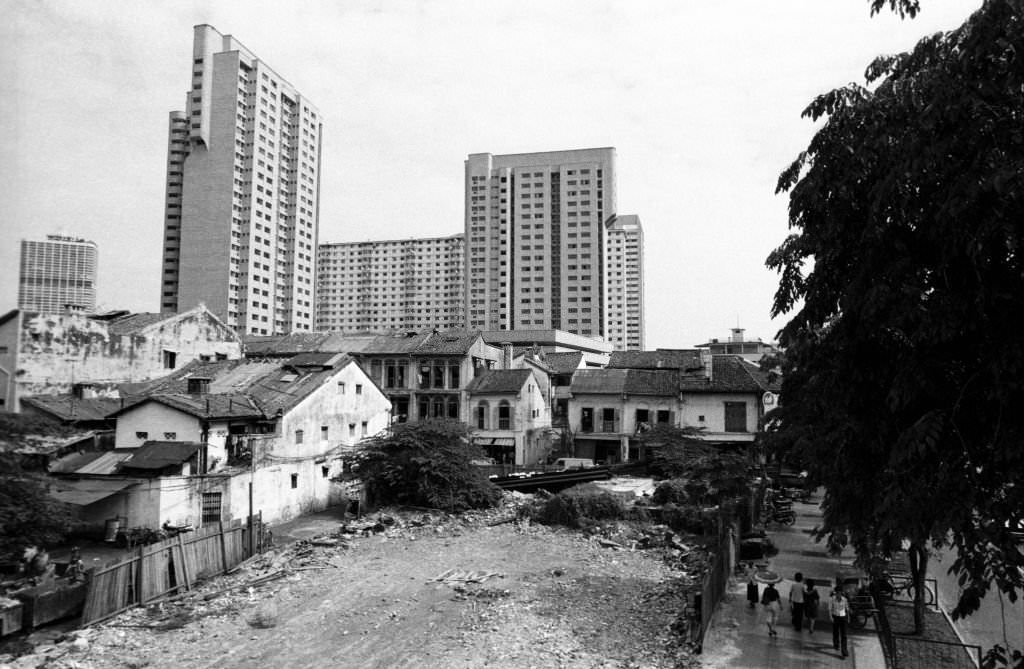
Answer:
[929,546,1024,658]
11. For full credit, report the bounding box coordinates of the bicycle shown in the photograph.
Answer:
[874,572,935,606]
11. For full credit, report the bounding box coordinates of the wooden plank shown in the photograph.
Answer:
[176,533,192,591]
[219,521,228,574]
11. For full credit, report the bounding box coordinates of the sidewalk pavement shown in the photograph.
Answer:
[700,495,888,668]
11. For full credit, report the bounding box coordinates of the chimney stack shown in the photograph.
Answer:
[501,342,513,370]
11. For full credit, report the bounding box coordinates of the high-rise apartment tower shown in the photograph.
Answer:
[159,25,322,335]
[18,235,98,313]
[465,148,645,350]
[316,234,465,332]
[604,215,644,351]
[465,148,616,339]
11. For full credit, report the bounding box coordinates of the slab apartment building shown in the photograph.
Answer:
[18,235,98,313]
[464,148,644,351]
[159,25,322,336]
[316,234,465,332]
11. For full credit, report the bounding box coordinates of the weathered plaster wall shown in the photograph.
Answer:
[680,393,757,436]
[14,308,242,403]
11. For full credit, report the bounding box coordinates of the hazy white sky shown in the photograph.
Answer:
[1,0,980,348]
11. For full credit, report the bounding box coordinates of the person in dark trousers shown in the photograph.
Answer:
[804,578,820,633]
[747,575,760,609]
[762,582,782,637]
[829,586,850,658]
[789,572,805,630]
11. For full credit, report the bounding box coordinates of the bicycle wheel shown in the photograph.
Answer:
[850,611,868,629]
[782,513,796,526]
[921,583,935,606]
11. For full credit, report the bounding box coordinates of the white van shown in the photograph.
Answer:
[553,458,596,471]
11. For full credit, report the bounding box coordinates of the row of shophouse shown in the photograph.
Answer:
[0,305,779,536]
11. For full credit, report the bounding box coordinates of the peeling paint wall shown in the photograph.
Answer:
[13,307,242,408]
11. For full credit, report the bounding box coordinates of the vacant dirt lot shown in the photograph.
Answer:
[10,512,703,669]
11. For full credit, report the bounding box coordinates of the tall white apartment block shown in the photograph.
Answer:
[465,148,617,340]
[18,235,98,313]
[160,25,322,336]
[316,235,465,332]
[604,215,644,351]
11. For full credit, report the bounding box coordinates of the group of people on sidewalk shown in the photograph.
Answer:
[747,571,850,658]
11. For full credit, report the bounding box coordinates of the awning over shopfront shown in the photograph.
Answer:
[49,478,138,506]
[473,437,516,447]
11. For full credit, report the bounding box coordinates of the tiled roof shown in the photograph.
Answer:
[105,313,169,335]
[413,330,482,355]
[243,333,378,356]
[465,369,532,394]
[121,354,363,419]
[608,349,703,370]
[678,355,780,393]
[246,360,354,416]
[244,333,334,356]
[570,369,628,395]
[570,369,679,396]
[624,369,682,396]
[285,352,348,368]
[20,396,122,422]
[138,393,264,420]
[359,332,435,355]
[544,352,584,375]
[122,441,203,471]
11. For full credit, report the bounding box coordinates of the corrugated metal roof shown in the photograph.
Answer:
[49,478,138,506]
[123,441,202,471]
[54,449,136,475]
[465,369,532,394]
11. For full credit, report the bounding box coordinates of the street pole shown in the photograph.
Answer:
[248,437,255,556]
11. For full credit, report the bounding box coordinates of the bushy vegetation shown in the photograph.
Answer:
[535,484,627,528]
[352,420,501,512]
[651,479,689,506]
[0,453,72,560]
[660,503,710,535]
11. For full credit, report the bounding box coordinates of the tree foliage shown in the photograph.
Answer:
[0,453,72,560]
[640,426,751,505]
[351,419,501,512]
[767,0,1024,633]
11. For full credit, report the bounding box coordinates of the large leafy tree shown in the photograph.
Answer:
[767,0,1024,636]
[0,453,72,560]
[352,419,501,512]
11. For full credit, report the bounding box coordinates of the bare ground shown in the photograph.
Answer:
[9,512,703,669]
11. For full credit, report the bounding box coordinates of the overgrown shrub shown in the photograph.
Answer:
[535,483,626,528]
[352,420,501,512]
[651,479,690,505]
[660,503,707,535]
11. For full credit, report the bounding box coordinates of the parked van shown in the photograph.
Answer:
[553,458,596,471]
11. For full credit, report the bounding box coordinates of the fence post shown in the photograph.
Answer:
[135,546,144,606]
[176,533,192,592]
[218,520,228,574]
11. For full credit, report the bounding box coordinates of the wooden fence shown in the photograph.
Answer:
[81,517,262,626]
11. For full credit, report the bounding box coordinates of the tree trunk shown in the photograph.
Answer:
[908,542,929,635]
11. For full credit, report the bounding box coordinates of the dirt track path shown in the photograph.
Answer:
[75,521,698,669]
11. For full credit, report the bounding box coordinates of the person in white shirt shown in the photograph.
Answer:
[789,572,805,630]
[829,587,850,658]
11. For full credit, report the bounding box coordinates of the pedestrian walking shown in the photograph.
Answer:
[804,578,820,634]
[746,575,759,609]
[829,586,850,658]
[789,572,805,630]
[762,582,781,637]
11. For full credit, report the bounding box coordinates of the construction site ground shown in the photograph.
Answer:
[2,504,704,669]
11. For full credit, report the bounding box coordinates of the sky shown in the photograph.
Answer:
[0,0,982,349]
